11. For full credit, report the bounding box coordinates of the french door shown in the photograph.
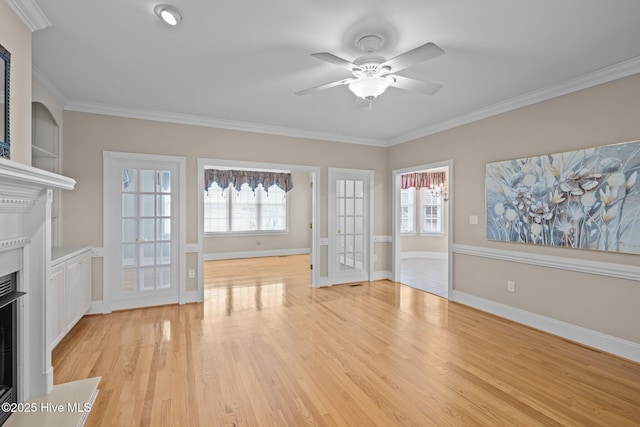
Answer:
[104,152,185,312]
[328,168,373,284]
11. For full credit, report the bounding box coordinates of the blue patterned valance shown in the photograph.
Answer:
[204,169,294,193]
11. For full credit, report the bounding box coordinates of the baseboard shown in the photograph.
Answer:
[204,248,310,261]
[316,277,331,287]
[371,270,393,281]
[87,292,200,314]
[400,251,448,260]
[87,300,104,315]
[184,290,200,303]
[451,290,640,363]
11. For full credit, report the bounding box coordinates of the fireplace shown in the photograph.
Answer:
[0,272,24,424]
[0,159,75,407]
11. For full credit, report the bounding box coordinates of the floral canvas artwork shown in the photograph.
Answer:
[486,140,640,254]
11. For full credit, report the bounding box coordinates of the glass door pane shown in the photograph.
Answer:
[121,168,172,293]
[335,178,365,272]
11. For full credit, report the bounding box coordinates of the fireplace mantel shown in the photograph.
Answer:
[0,157,75,403]
[0,158,75,193]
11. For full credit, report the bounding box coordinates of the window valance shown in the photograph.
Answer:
[401,171,446,190]
[204,169,294,193]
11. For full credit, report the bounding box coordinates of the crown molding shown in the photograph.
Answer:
[63,100,388,147]
[32,53,640,148]
[5,0,51,32]
[388,55,640,146]
[32,65,69,106]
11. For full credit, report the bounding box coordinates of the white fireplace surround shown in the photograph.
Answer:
[0,158,75,402]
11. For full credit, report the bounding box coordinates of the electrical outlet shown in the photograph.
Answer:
[188,269,196,279]
[507,280,516,292]
[469,215,479,225]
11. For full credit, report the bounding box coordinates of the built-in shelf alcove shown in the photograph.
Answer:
[31,102,61,247]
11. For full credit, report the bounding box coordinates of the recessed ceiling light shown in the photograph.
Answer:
[154,4,182,26]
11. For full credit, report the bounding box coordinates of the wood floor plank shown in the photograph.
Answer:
[52,255,640,426]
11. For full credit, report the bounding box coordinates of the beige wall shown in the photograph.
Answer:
[203,170,311,255]
[389,73,640,344]
[61,111,389,297]
[0,1,32,165]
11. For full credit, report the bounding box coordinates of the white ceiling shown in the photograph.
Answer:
[29,0,640,146]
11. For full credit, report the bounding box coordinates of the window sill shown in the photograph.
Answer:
[419,232,445,236]
[205,230,289,237]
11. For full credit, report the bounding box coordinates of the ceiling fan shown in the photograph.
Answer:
[295,35,444,103]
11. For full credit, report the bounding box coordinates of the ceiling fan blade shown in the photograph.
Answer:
[381,42,444,73]
[295,78,354,96]
[311,52,360,72]
[389,75,443,95]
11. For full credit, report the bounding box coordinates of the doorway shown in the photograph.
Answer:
[392,161,453,299]
[197,159,321,301]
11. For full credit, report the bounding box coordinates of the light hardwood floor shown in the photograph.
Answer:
[53,255,640,426]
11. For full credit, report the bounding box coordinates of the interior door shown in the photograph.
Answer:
[104,153,182,311]
[329,168,372,284]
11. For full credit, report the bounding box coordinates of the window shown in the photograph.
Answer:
[204,181,287,233]
[420,188,442,234]
[400,187,415,233]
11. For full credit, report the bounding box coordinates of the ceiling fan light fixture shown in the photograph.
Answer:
[154,4,182,26]
[348,77,390,100]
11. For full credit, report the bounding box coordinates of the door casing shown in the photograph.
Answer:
[391,160,454,298]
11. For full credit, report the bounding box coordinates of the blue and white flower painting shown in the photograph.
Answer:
[486,140,640,254]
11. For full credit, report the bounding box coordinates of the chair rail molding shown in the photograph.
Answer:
[452,244,640,282]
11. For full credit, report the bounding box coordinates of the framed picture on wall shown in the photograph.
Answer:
[486,140,640,254]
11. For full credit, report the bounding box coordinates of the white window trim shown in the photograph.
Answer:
[400,187,416,234]
[420,188,443,234]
